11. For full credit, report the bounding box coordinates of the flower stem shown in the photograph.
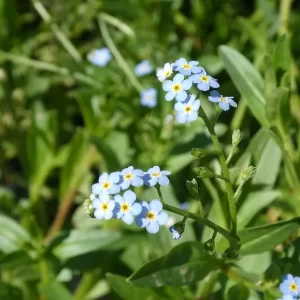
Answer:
[198,106,237,234]
[233,180,245,201]
[155,185,165,204]
[225,147,234,165]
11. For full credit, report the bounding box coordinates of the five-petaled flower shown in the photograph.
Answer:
[174,94,200,124]
[169,225,182,240]
[156,62,174,82]
[280,274,300,297]
[92,172,120,195]
[191,70,219,91]
[113,190,142,225]
[136,200,168,233]
[208,90,237,111]
[87,48,112,67]
[92,193,115,220]
[163,74,192,102]
[174,58,203,76]
[117,166,144,190]
[140,88,157,108]
[143,166,171,186]
[135,60,153,77]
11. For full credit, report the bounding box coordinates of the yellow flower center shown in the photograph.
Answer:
[290,283,298,292]
[102,181,111,190]
[220,97,227,102]
[184,105,192,114]
[165,70,171,76]
[200,75,208,83]
[124,173,133,181]
[183,63,191,70]
[151,172,160,177]
[101,203,109,211]
[146,211,156,221]
[172,83,182,93]
[121,203,130,212]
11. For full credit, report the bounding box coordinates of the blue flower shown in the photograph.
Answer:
[191,70,219,91]
[208,90,237,111]
[113,190,142,225]
[92,193,115,220]
[87,48,112,67]
[174,58,203,76]
[92,172,120,195]
[156,62,174,82]
[174,94,200,123]
[136,200,168,234]
[162,74,192,102]
[180,202,189,211]
[117,166,144,190]
[278,295,294,300]
[280,274,300,297]
[135,60,153,77]
[143,166,171,186]
[169,225,182,240]
[140,88,157,108]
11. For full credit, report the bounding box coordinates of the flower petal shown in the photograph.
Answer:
[208,96,220,103]
[176,112,187,123]
[99,173,108,183]
[162,170,171,175]
[136,215,149,228]
[173,73,184,83]
[162,80,173,91]
[165,91,175,101]
[99,193,110,202]
[92,199,100,209]
[192,99,200,110]
[133,169,144,177]
[114,195,123,204]
[120,180,130,190]
[123,190,136,205]
[157,211,168,225]
[187,111,198,122]
[158,175,169,186]
[104,211,113,220]
[208,77,220,88]
[92,183,101,194]
[108,200,115,210]
[176,91,187,102]
[94,209,105,219]
[149,199,162,213]
[228,99,237,107]
[174,102,184,112]
[131,176,143,187]
[131,202,142,215]
[146,221,159,234]
[109,172,120,183]
[197,82,210,91]
[219,101,230,111]
[182,79,192,90]
[109,184,120,194]
[122,213,134,225]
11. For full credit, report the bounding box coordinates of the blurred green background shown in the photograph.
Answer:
[1,0,300,299]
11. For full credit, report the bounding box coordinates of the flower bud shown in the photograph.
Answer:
[203,239,216,255]
[196,167,215,179]
[169,221,185,240]
[186,178,199,198]
[241,165,256,181]
[232,129,243,147]
[224,247,239,259]
[83,198,95,217]
[191,148,208,159]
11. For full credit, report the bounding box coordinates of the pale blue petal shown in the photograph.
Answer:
[92,183,101,194]
[150,199,162,213]
[176,112,187,123]
[162,170,171,175]
[152,166,160,173]
[133,169,144,176]
[92,199,100,209]
[189,60,198,66]
[104,211,113,220]
[174,102,184,112]
[228,99,237,107]
[210,90,220,97]
[192,99,200,110]
[157,211,168,225]
[131,203,142,215]
[131,176,143,187]
[158,175,169,186]
[120,180,130,190]
[146,221,159,234]
[142,173,151,186]
[208,96,220,103]
[162,80,173,91]
[123,190,136,205]
[176,91,187,102]
[109,172,120,183]
[208,77,220,88]
[182,79,192,90]
[99,193,110,202]
[173,73,184,83]
[122,213,134,225]
[165,91,175,101]
[192,66,204,74]
[187,111,198,122]
[108,200,115,211]
[180,69,192,76]
[140,200,150,211]
[109,184,120,194]
[99,173,109,183]
[94,209,105,219]
[197,82,210,91]
[191,74,200,83]
[219,101,230,111]
[136,215,149,228]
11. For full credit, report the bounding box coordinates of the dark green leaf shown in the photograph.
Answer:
[39,281,72,300]
[226,283,250,300]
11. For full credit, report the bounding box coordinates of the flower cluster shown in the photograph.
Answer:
[155,57,237,123]
[278,274,300,300]
[88,166,170,234]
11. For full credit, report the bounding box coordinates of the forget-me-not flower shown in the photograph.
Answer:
[169,225,182,240]
[136,200,168,234]
[156,62,174,82]
[208,90,237,111]
[117,166,144,190]
[174,58,203,76]
[92,193,115,220]
[174,94,200,123]
[192,70,219,91]
[162,74,192,102]
[135,60,153,77]
[113,190,142,225]
[143,166,171,186]
[92,172,120,195]
[87,48,112,67]
[140,88,157,108]
[280,274,300,297]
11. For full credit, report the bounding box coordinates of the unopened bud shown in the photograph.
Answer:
[232,129,243,147]
[186,179,199,198]
[196,167,215,179]
[241,165,256,181]
[169,221,185,240]
[224,247,239,259]
[203,239,216,255]
[191,148,208,159]
[83,198,95,217]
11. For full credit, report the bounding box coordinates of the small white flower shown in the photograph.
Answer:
[117,166,144,190]
[142,166,171,186]
[87,48,112,67]
[92,193,115,220]
[92,172,120,195]
[174,94,200,123]
[156,62,174,82]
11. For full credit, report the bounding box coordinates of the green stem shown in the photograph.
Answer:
[233,180,245,201]
[155,185,165,204]
[199,106,237,234]
[98,16,143,93]
[31,0,82,62]
[215,174,230,182]
[279,0,292,35]
[74,271,99,300]
[277,121,297,161]
[225,147,235,165]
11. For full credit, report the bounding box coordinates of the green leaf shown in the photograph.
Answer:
[226,283,250,300]
[39,281,72,300]
[107,274,162,300]
[0,283,22,300]
[272,35,291,72]
[239,218,300,255]
[219,45,268,127]
[0,250,33,270]
[129,242,220,287]
[165,152,193,174]
[52,229,121,260]
[0,214,30,254]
